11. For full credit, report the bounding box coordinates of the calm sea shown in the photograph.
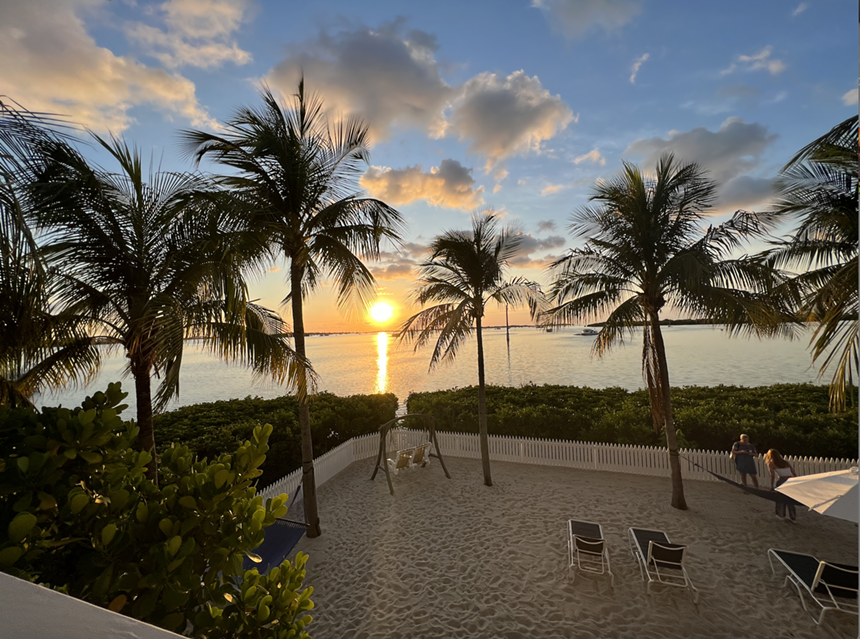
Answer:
[35,325,823,415]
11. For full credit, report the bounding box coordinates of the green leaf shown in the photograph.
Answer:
[37,492,58,511]
[214,469,229,489]
[167,535,182,556]
[178,496,197,509]
[8,513,37,543]
[63,448,77,460]
[16,457,29,473]
[101,523,117,546]
[136,504,149,523]
[79,451,103,464]
[158,518,173,537]
[0,546,23,568]
[70,493,90,515]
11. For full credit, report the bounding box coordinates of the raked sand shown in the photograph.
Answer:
[292,457,858,639]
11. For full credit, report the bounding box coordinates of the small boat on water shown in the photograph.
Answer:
[578,328,598,336]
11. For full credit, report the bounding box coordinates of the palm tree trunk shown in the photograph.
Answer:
[131,355,157,482]
[648,312,687,510]
[475,314,492,486]
[291,266,321,537]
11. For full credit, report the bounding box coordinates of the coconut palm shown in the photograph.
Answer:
[543,154,789,509]
[398,211,541,487]
[181,80,404,537]
[0,102,99,408]
[765,116,858,410]
[23,131,304,477]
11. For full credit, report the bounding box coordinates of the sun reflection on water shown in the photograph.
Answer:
[375,331,388,394]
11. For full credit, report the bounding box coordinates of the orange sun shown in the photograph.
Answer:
[369,302,394,324]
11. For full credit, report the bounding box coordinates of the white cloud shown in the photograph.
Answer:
[447,70,575,169]
[537,219,557,232]
[0,0,216,134]
[541,183,567,196]
[792,3,808,16]
[532,0,641,39]
[125,0,254,69]
[718,176,775,210]
[266,22,575,169]
[625,117,778,209]
[722,46,786,76]
[360,159,484,210]
[493,184,503,193]
[629,53,649,84]
[266,20,453,143]
[509,232,566,267]
[574,149,606,166]
[842,88,859,106]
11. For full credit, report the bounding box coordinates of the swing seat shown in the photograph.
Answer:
[411,442,432,467]
[387,448,414,474]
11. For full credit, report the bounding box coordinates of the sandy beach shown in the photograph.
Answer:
[293,457,858,639]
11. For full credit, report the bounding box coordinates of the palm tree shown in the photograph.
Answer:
[23,131,304,477]
[543,154,788,509]
[765,116,858,411]
[398,211,541,487]
[0,102,99,407]
[181,81,404,537]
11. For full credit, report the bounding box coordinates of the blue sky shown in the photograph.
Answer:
[2,0,856,331]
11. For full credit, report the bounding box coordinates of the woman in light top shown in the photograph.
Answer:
[765,449,797,520]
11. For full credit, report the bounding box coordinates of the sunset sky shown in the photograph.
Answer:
[2,0,856,332]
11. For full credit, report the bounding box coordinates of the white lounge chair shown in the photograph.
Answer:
[567,520,613,586]
[767,548,858,625]
[628,527,698,602]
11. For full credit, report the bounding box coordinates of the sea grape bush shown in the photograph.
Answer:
[155,391,398,488]
[0,383,314,638]
[407,383,858,459]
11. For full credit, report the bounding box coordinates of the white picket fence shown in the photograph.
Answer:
[258,429,857,502]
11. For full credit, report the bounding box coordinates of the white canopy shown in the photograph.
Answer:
[776,467,858,523]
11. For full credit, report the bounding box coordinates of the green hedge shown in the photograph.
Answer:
[406,383,858,460]
[154,392,397,488]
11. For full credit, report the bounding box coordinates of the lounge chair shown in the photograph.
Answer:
[767,548,859,625]
[567,520,614,586]
[387,448,414,474]
[627,527,698,602]
[411,442,432,468]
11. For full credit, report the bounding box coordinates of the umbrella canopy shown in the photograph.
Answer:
[776,467,858,523]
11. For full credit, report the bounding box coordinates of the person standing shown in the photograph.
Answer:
[731,434,759,488]
[765,449,797,520]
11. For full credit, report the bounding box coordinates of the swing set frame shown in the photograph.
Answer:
[370,413,451,495]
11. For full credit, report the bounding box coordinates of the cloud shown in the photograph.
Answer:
[629,53,649,84]
[371,262,415,281]
[625,117,778,209]
[716,84,761,99]
[509,232,566,268]
[360,159,484,210]
[266,19,453,143]
[493,184,503,193]
[718,176,775,210]
[532,0,641,39]
[721,46,786,76]
[266,21,574,169]
[447,70,575,169]
[0,0,216,134]
[792,3,808,16]
[124,0,254,69]
[537,219,557,232]
[573,149,606,166]
[842,88,859,106]
[625,117,777,184]
[541,183,567,196]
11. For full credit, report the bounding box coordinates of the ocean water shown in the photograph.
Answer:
[35,325,823,415]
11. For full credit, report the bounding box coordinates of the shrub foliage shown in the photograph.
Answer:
[154,392,398,489]
[407,383,858,459]
[0,383,314,638]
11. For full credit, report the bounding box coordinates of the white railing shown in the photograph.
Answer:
[258,429,857,501]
